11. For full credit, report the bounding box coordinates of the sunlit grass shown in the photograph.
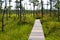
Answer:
[0,13,35,40]
[41,14,60,40]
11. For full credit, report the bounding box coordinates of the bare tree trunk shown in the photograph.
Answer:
[33,5,35,17]
[9,1,10,17]
[2,10,5,32]
[50,0,52,16]
[19,0,22,22]
[41,0,43,17]
[58,0,60,21]
[5,0,8,20]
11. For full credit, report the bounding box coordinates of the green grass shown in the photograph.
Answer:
[0,24,33,40]
[0,13,60,40]
[41,14,60,40]
[0,13,35,40]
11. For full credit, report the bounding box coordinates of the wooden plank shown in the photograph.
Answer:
[28,19,45,40]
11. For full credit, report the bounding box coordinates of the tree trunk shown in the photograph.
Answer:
[19,0,22,22]
[50,0,52,16]
[9,2,11,18]
[2,10,4,32]
[33,5,35,17]
[41,0,43,17]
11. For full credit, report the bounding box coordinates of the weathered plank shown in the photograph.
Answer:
[28,19,45,40]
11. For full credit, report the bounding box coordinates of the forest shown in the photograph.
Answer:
[0,0,60,40]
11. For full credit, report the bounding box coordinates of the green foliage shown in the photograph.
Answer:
[0,13,35,40]
[41,14,60,40]
[54,0,60,8]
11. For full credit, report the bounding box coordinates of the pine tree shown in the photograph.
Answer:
[1,0,4,32]
[9,0,12,17]
[29,0,39,17]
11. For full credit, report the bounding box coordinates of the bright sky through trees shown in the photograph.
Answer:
[2,0,56,10]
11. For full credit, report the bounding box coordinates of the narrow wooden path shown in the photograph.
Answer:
[28,19,45,40]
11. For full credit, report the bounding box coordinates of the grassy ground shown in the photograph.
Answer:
[0,13,35,40]
[41,14,60,40]
[0,13,60,40]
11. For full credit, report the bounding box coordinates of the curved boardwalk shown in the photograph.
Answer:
[28,19,45,40]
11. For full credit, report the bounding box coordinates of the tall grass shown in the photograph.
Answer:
[41,14,60,40]
[0,13,35,40]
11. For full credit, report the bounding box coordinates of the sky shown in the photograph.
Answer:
[2,0,56,10]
